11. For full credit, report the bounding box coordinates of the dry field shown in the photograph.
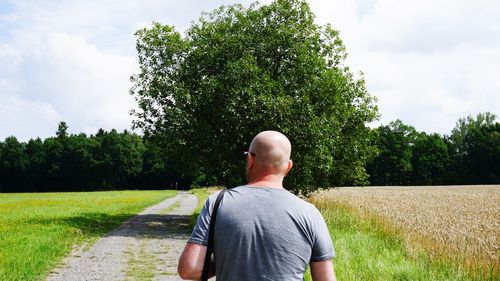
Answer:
[311,185,500,276]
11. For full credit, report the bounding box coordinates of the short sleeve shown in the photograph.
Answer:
[310,209,335,262]
[188,191,220,246]
[187,195,212,245]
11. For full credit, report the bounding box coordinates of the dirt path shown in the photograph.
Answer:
[46,192,198,281]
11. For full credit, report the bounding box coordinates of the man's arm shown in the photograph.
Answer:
[178,242,215,280]
[310,260,336,281]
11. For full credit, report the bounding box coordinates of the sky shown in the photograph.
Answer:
[1,0,499,141]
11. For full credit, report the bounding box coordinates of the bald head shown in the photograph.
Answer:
[248,131,292,172]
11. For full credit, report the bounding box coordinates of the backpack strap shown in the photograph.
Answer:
[201,189,227,281]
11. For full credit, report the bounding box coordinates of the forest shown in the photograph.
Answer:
[367,112,499,186]
[1,112,498,193]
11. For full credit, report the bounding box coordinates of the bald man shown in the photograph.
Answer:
[178,131,336,280]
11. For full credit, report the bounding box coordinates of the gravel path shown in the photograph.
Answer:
[46,192,198,281]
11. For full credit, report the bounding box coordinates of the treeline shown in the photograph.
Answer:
[367,112,500,185]
[1,113,498,192]
[0,122,189,192]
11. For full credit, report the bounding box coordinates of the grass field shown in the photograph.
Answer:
[309,185,499,280]
[0,190,177,281]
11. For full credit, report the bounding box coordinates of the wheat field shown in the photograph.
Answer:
[310,185,500,277]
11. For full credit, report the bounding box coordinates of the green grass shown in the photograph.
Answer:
[125,239,157,281]
[188,187,214,226]
[305,201,481,281]
[0,190,177,281]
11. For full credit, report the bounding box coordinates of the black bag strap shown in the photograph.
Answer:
[201,189,227,281]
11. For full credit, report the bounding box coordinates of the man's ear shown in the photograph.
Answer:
[284,160,293,176]
[247,154,254,169]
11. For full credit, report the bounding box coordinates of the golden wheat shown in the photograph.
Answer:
[310,185,500,276]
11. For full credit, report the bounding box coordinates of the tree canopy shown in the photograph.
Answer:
[0,122,181,193]
[447,112,500,184]
[130,0,378,194]
[366,112,499,186]
[366,120,417,186]
[1,113,497,193]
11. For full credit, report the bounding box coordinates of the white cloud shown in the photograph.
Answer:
[0,1,165,140]
[0,94,63,140]
[0,0,499,141]
[308,0,500,134]
[0,30,138,140]
[34,32,138,126]
[0,0,265,141]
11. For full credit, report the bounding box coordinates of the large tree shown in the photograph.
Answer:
[130,0,378,194]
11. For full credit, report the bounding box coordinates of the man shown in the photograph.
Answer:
[178,131,336,280]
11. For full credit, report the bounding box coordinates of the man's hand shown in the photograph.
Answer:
[178,242,208,280]
[310,260,336,281]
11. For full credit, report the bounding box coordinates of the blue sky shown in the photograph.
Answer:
[1,0,499,141]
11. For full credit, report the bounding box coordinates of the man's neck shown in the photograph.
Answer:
[246,174,284,189]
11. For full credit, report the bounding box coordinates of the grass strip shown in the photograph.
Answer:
[125,240,157,281]
[158,201,181,215]
[188,187,216,227]
[308,198,481,281]
[0,190,177,281]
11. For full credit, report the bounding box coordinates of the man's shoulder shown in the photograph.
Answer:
[208,186,320,213]
[232,186,319,212]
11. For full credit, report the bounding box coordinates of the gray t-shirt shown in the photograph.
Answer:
[188,186,335,281]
